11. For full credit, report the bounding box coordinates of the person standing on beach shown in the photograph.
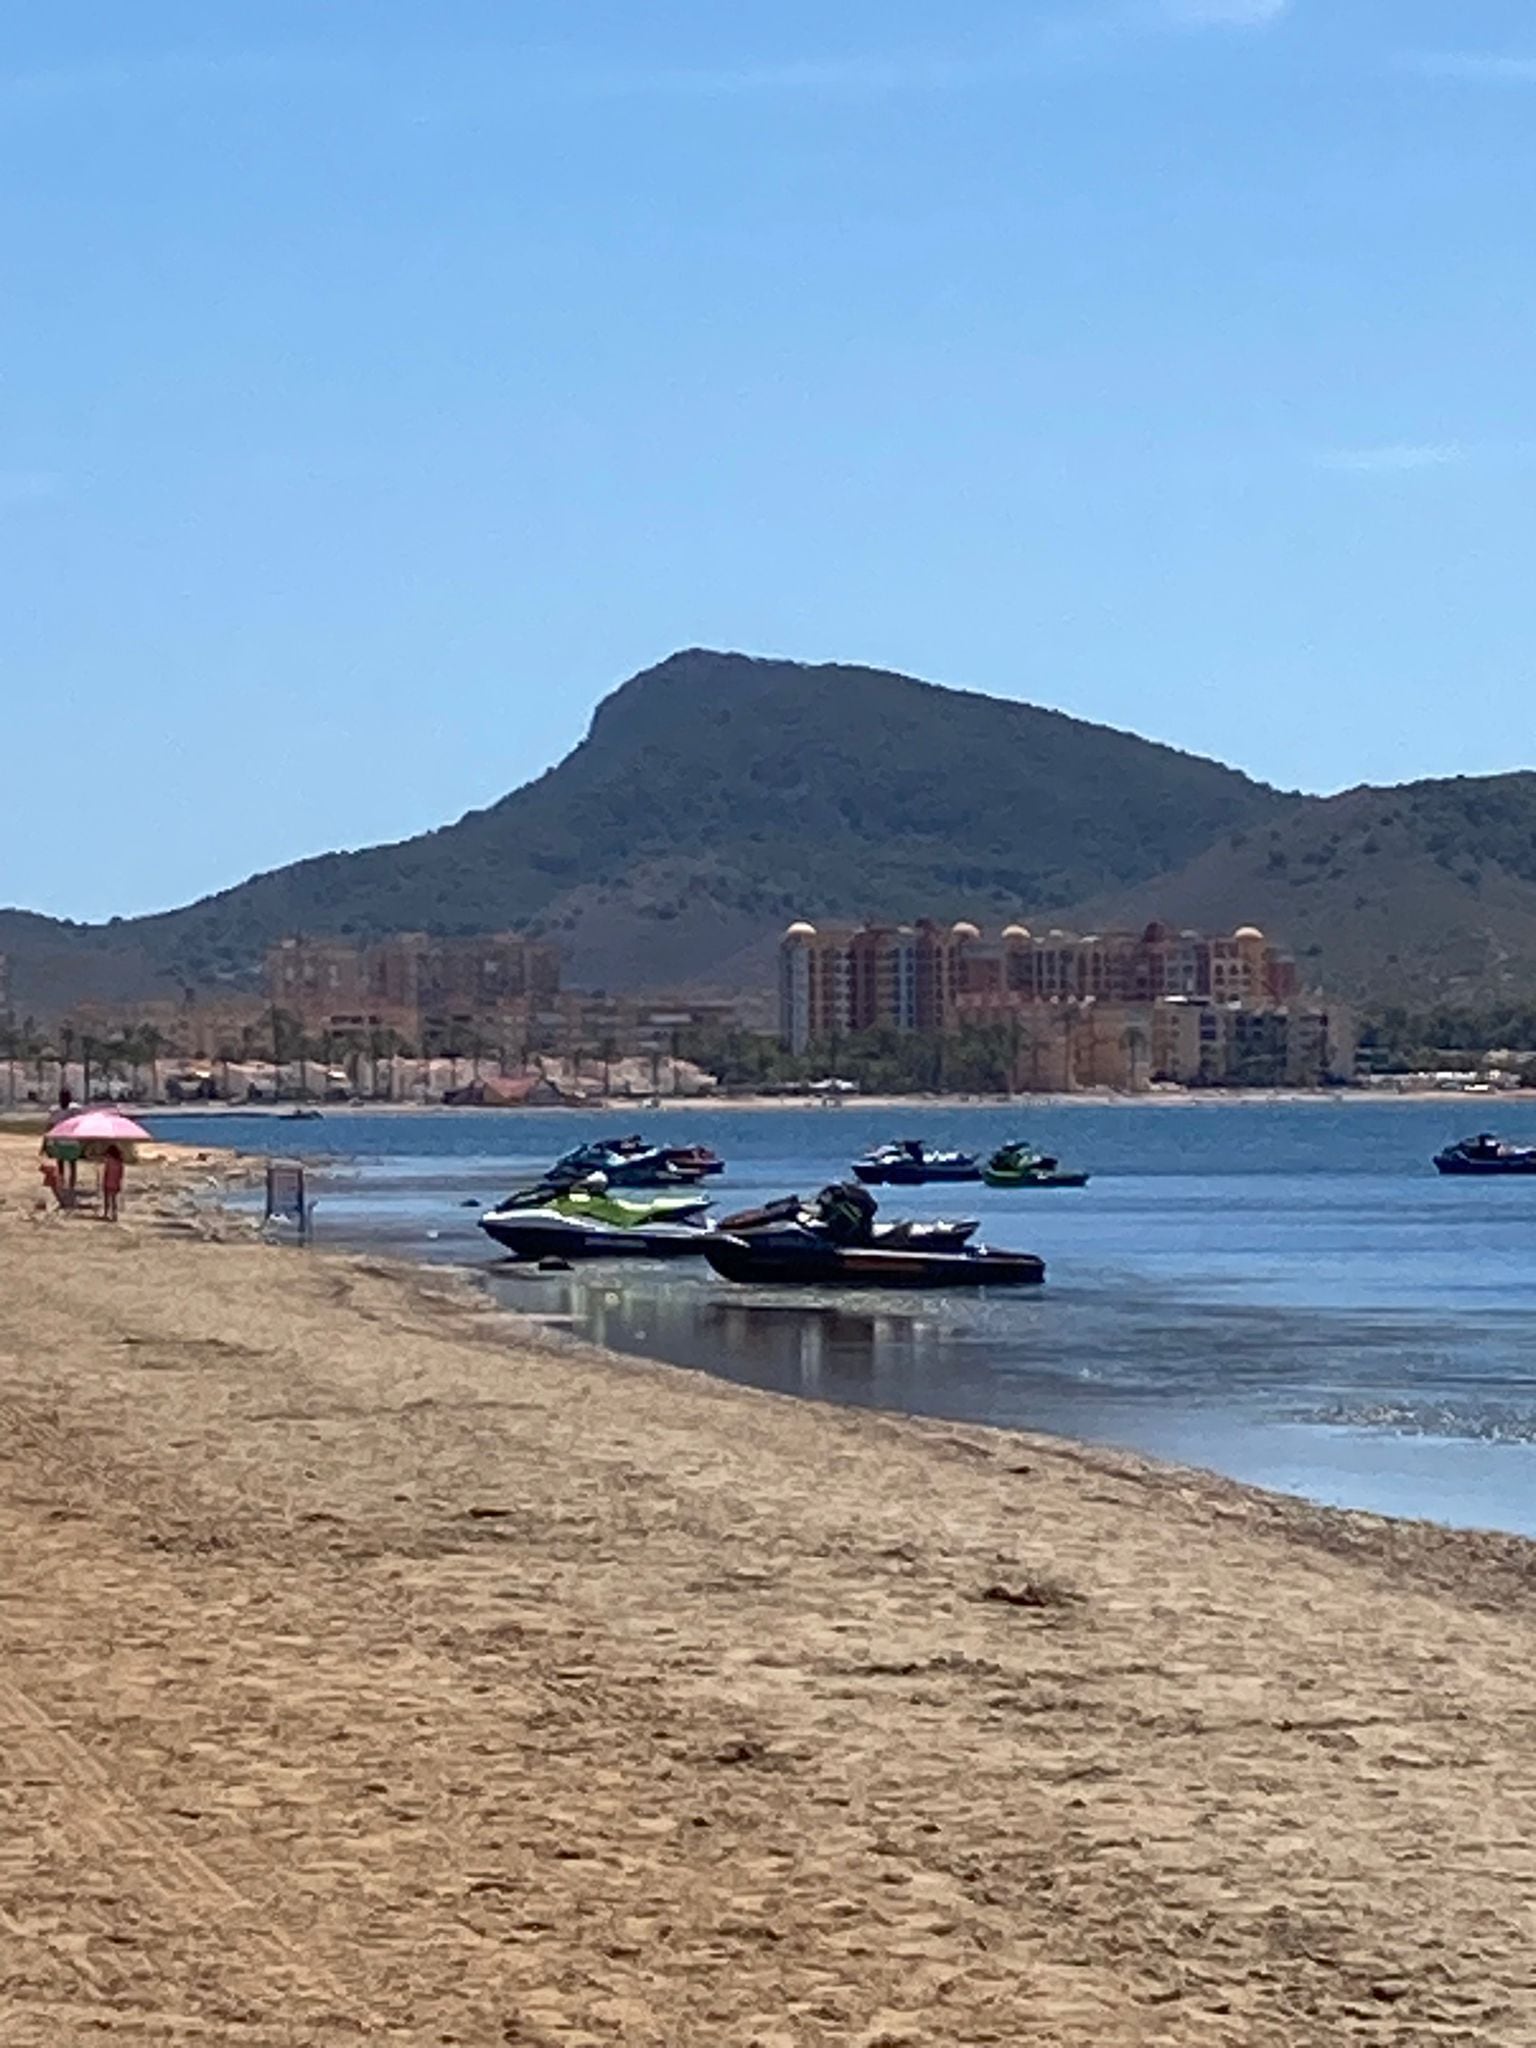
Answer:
[101,1144,125,1223]
[48,1087,79,1202]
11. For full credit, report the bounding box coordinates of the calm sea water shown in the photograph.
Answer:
[147,1100,1536,1536]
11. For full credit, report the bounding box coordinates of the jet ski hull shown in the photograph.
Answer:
[719,1199,977,1254]
[704,1234,1044,1289]
[480,1212,714,1259]
[852,1161,982,1185]
[982,1168,1090,1188]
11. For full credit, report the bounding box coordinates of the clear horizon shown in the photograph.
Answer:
[6,1,1536,922]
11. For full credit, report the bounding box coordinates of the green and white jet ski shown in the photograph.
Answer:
[479,1175,714,1260]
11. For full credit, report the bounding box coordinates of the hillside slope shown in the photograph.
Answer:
[1074,774,1536,1006]
[0,651,1287,1009]
[8,651,1536,1015]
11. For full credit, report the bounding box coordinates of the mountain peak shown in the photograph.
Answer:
[6,651,1536,1015]
[584,648,834,749]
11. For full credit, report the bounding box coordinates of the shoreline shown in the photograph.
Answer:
[3,1131,1536,2039]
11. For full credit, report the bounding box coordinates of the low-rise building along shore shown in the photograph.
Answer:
[264,935,740,1064]
[265,932,562,1054]
[781,917,1353,1088]
[0,928,746,1103]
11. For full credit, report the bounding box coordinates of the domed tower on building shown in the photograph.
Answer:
[999,922,1036,997]
[779,920,838,1053]
[1234,924,1265,990]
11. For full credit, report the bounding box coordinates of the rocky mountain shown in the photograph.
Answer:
[0,651,1290,1013]
[4,649,1536,1017]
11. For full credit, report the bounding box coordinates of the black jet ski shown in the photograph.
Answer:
[1434,1133,1536,1176]
[548,1139,709,1187]
[706,1182,1044,1289]
[852,1139,982,1186]
[718,1189,979,1254]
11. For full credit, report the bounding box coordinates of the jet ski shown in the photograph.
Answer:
[1433,1134,1536,1176]
[661,1143,727,1177]
[548,1138,707,1187]
[705,1182,1043,1289]
[851,1139,982,1185]
[982,1140,1089,1189]
[718,1189,979,1254]
[480,1175,714,1259]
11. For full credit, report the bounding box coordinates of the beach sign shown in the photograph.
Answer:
[264,1161,311,1238]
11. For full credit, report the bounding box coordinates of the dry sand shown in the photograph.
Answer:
[1,1133,1535,2044]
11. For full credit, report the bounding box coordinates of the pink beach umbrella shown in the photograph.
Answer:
[48,1109,153,1144]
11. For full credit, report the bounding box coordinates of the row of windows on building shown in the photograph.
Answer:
[266,933,563,1020]
[780,918,1299,1047]
[263,934,735,1058]
[779,918,1349,1084]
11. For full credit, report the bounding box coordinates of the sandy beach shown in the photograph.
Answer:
[2,1134,1535,2043]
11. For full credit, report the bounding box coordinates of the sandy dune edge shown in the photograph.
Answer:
[0,1137,1533,2044]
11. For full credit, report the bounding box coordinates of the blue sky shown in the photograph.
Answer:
[4,0,1535,920]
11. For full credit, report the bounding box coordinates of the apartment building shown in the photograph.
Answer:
[779,920,975,1052]
[782,919,1299,1043]
[780,916,1348,1086]
[265,932,562,1051]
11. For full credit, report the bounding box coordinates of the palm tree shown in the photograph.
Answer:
[0,1015,19,1107]
[1121,1022,1151,1094]
[267,1007,306,1098]
[29,1022,56,1104]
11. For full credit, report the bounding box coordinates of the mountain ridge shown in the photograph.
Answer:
[2,649,1534,1016]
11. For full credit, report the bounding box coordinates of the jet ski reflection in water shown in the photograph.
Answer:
[707,1181,1045,1288]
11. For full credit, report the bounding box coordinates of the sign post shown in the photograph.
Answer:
[263,1160,311,1241]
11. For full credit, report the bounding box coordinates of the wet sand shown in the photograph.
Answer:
[2,1133,1535,2044]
